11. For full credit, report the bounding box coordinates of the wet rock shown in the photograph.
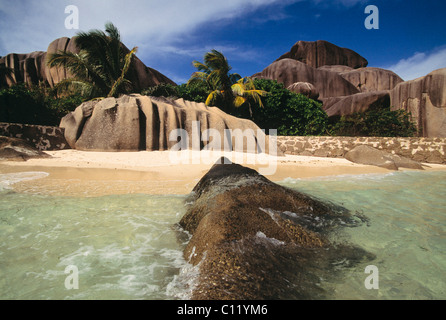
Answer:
[178,157,374,300]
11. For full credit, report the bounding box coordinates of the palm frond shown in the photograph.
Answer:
[108,46,137,97]
[231,82,245,96]
[47,50,109,95]
[192,61,211,74]
[205,90,221,106]
[53,78,94,98]
[233,96,246,108]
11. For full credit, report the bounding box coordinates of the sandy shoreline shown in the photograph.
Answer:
[1,149,446,196]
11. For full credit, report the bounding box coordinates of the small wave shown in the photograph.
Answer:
[279,172,397,184]
[0,172,49,191]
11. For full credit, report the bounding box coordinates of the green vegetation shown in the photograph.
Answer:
[142,82,209,103]
[328,106,417,137]
[1,32,418,138]
[47,22,137,99]
[250,79,328,136]
[187,50,266,116]
[0,84,84,126]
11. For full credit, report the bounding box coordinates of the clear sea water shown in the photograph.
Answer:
[0,170,445,300]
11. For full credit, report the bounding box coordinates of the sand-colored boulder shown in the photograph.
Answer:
[340,67,404,93]
[60,94,279,154]
[390,68,446,137]
[179,158,374,299]
[287,82,320,100]
[253,59,359,99]
[59,100,95,149]
[277,40,368,69]
[345,145,424,170]
[324,91,390,117]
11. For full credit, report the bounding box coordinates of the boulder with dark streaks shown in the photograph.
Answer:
[276,40,368,69]
[60,94,279,154]
[178,158,375,300]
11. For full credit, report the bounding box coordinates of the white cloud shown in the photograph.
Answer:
[0,0,287,54]
[386,47,446,81]
[0,0,370,55]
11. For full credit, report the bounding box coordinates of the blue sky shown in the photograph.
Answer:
[1,0,445,83]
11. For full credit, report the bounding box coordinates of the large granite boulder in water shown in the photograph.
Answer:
[60,94,279,154]
[178,158,374,300]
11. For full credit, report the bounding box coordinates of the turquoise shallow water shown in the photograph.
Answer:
[280,171,446,299]
[0,170,445,299]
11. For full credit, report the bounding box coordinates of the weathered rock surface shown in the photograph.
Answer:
[276,40,368,69]
[323,91,390,117]
[0,122,69,151]
[287,82,320,100]
[0,136,51,161]
[253,59,359,99]
[179,158,374,299]
[318,65,354,73]
[390,68,446,137]
[60,94,279,154]
[345,145,424,170]
[255,40,446,138]
[0,51,47,88]
[340,67,404,93]
[0,37,175,90]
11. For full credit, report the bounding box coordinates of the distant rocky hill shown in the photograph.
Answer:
[276,40,369,69]
[0,37,176,91]
[254,40,446,138]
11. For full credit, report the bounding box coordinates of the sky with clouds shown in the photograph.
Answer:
[0,0,445,83]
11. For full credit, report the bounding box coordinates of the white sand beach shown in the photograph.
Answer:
[1,149,445,196]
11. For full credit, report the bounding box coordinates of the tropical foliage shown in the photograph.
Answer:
[251,79,329,136]
[187,50,266,116]
[328,106,417,137]
[47,22,137,99]
[141,82,209,104]
[0,84,84,126]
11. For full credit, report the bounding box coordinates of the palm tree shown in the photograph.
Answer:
[187,49,266,117]
[47,22,137,99]
[231,77,267,118]
[187,49,242,113]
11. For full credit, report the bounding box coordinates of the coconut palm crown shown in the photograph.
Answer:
[47,22,137,99]
[187,49,266,116]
